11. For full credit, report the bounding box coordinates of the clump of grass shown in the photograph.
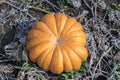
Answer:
[113,4,120,11]
[61,61,88,80]
[14,62,30,71]
[25,0,52,14]
[30,6,52,14]
[107,3,120,11]
[108,64,120,80]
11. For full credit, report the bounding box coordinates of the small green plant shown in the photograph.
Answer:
[114,4,120,11]
[107,4,120,11]
[108,64,120,80]
[61,60,88,80]
[21,0,52,14]
[30,6,52,14]
[115,64,120,76]
[14,56,31,71]
[62,70,75,80]
[14,62,30,71]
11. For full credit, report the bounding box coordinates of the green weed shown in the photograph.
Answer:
[61,60,88,80]
[14,62,30,71]
[107,3,120,11]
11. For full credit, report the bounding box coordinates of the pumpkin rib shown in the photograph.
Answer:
[64,43,88,61]
[73,46,88,61]
[65,30,86,38]
[40,45,56,71]
[63,44,82,70]
[41,21,56,37]
[70,37,86,46]
[54,13,62,37]
[62,30,86,39]
[31,22,54,36]
[68,36,86,42]
[64,22,83,35]
[61,18,77,35]
[49,45,64,74]
[63,36,86,46]
[70,31,86,39]
[54,13,68,36]
[36,47,51,66]
[64,44,82,60]
[60,46,73,72]
[41,14,57,37]
[64,42,85,48]
[26,38,51,50]
[27,29,51,40]
[29,42,52,62]
[37,45,56,71]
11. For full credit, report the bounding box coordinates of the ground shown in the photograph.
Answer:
[0,0,120,80]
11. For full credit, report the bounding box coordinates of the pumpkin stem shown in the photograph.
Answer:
[56,38,63,44]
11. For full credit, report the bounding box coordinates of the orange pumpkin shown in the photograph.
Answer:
[26,13,88,74]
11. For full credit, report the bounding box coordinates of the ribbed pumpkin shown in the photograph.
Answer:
[26,13,88,74]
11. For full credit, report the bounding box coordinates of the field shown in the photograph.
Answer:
[0,0,120,80]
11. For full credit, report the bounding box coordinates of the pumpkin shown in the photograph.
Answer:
[26,13,88,74]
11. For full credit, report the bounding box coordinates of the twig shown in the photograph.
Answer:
[29,6,52,14]
[83,0,94,17]
[90,67,108,74]
[4,1,21,10]
[91,47,113,80]
[43,0,62,12]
